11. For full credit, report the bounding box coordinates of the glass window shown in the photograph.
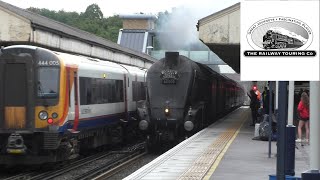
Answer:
[37,67,59,99]
[79,77,124,105]
[132,81,146,101]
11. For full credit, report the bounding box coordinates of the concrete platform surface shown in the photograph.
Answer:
[209,116,310,180]
[124,106,310,180]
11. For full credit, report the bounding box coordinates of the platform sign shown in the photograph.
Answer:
[241,0,319,81]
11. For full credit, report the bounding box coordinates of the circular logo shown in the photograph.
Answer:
[246,17,313,50]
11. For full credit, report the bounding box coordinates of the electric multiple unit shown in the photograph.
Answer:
[0,45,146,165]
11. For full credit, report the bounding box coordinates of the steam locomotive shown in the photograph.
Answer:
[0,45,146,165]
[262,30,304,49]
[137,52,244,146]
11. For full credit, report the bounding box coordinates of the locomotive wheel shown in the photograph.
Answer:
[279,43,283,48]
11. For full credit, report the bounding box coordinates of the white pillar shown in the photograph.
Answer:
[275,81,279,110]
[117,29,123,44]
[310,81,320,170]
[287,81,294,125]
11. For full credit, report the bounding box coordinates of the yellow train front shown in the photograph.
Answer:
[0,45,146,165]
[0,46,77,165]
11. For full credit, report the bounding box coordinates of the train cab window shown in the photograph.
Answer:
[37,67,59,99]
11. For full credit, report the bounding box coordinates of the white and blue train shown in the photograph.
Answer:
[0,45,147,165]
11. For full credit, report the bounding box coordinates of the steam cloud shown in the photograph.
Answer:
[156,6,212,50]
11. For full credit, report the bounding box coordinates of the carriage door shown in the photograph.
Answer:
[124,74,128,121]
[68,69,80,131]
[0,55,34,130]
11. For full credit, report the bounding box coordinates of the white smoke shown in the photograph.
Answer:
[156,5,217,50]
[269,27,307,44]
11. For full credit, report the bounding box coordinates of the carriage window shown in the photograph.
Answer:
[37,67,59,98]
[132,81,146,101]
[80,77,124,105]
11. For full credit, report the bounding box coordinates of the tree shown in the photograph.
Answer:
[82,4,103,20]
[27,4,122,43]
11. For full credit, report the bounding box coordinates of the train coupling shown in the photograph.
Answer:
[6,133,26,154]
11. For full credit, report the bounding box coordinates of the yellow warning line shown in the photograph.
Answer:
[178,108,249,180]
[203,111,249,180]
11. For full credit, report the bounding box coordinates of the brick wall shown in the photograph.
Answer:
[123,19,149,29]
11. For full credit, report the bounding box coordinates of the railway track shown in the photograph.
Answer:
[77,150,147,180]
[2,171,36,180]
[1,151,110,180]
[2,142,146,180]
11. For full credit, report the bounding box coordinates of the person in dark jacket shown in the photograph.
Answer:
[262,87,275,114]
[247,89,259,126]
[262,87,269,114]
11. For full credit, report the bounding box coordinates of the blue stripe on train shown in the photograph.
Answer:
[58,111,137,133]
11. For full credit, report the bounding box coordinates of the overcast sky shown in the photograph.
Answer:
[2,0,239,17]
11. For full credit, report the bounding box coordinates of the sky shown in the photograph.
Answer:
[1,0,240,17]
[1,0,239,74]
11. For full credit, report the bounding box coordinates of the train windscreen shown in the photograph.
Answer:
[37,67,59,99]
[35,48,61,106]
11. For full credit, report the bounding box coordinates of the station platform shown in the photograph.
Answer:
[124,107,310,180]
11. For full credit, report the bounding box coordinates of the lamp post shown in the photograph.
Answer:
[146,46,153,56]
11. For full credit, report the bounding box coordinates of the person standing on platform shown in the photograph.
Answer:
[254,86,262,103]
[296,92,310,143]
[254,86,263,120]
[294,91,301,126]
[262,86,269,114]
[248,89,259,126]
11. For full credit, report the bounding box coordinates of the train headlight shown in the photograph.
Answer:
[184,121,194,131]
[52,112,58,119]
[165,108,169,115]
[39,111,48,120]
[139,120,149,130]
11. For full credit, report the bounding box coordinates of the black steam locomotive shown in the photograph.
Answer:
[137,52,244,146]
[262,30,304,49]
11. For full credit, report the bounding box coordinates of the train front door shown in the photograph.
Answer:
[0,53,35,130]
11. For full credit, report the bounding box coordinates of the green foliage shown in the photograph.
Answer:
[27,4,122,43]
[82,4,103,20]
